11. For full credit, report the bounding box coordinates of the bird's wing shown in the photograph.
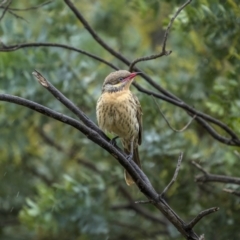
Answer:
[132,93,142,145]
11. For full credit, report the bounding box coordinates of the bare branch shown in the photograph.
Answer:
[0,42,119,70]
[0,0,7,7]
[0,0,11,21]
[3,1,52,11]
[135,200,154,204]
[152,95,196,132]
[64,0,130,65]
[133,82,240,146]
[129,0,192,71]
[161,153,183,197]
[32,70,108,140]
[191,161,208,175]
[118,186,167,225]
[223,188,240,197]
[196,174,240,185]
[192,161,240,185]
[6,9,28,22]
[185,207,219,229]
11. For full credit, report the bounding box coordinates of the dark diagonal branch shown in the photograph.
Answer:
[32,70,108,140]
[1,77,208,240]
[129,0,192,71]
[64,0,130,66]
[191,161,240,185]
[185,207,219,230]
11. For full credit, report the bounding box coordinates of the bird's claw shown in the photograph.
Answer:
[110,136,119,147]
[126,154,133,161]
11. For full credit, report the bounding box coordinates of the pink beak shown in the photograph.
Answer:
[125,72,141,81]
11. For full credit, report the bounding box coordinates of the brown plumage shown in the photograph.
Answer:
[96,70,142,185]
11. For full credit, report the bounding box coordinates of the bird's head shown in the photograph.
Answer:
[102,70,140,93]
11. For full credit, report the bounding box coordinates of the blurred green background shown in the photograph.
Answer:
[0,0,240,239]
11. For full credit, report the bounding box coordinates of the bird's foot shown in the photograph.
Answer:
[126,154,133,161]
[110,136,119,147]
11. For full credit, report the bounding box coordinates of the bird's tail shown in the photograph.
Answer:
[124,147,141,186]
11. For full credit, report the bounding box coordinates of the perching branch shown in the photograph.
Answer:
[129,0,192,71]
[0,71,214,239]
[32,70,108,140]
[31,70,158,189]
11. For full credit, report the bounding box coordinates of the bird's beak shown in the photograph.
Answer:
[126,72,142,81]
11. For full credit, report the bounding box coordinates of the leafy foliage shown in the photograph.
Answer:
[0,0,240,239]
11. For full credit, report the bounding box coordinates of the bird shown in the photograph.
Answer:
[96,70,142,185]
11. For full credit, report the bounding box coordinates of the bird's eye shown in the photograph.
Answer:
[119,77,124,81]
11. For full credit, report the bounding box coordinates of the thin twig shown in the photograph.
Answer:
[129,0,192,71]
[7,9,28,22]
[191,161,208,175]
[0,42,119,70]
[133,82,240,145]
[185,207,219,229]
[3,1,52,11]
[152,95,196,132]
[196,174,240,185]
[0,0,11,21]
[0,0,7,7]
[161,153,183,197]
[192,161,240,185]
[135,200,154,204]
[223,188,240,197]
[118,186,166,225]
